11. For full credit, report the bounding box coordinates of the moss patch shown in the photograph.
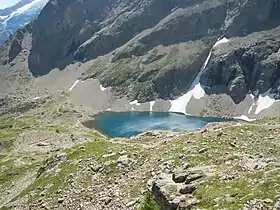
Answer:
[138,192,160,210]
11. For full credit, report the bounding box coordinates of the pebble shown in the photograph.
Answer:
[198,148,208,153]
[178,153,185,159]
[102,153,116,158]
[57,197,64,203]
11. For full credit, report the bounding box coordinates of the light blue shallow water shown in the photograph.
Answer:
[83,112,229,138]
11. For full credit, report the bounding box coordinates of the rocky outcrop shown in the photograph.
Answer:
[151,165,204,210]
[8,39,22,62]
[80,39,212,102]
[1,0,280,111]
[222,0,280,37]
[29,0,178,75]
[200,27,280,103]
[0,22,33,65]
[111,0,227,61]
[27,0,280,103]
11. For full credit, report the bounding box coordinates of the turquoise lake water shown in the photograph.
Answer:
[83,112,229,138]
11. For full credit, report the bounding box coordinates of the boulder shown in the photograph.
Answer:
[179,183,199,194]
[273,199,280,210]
[117,155,133,167]
[172,172,189,183]
[185,173,204,184]
[151,178,181,210]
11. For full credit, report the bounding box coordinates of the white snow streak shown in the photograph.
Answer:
[149,101,155,112]
[169,37,229,114]
[33,96,40,100]
[247,105,253,114]
[213,37,229,48]
[255,89,276,115]
[0,16,8,20]
[171,7,178,12]
[234,115,256,122]
[247,94,255,114]
[100,85,107,91]
[130,100,140,106]
[69,80,80,91]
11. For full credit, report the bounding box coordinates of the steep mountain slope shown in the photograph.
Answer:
[1,0,280,119]
[26,0,280,109]
[1,1,280,209]
[0,0,48,44]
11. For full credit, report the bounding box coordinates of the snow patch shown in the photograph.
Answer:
[234,115,256,122]
[69,80,80,91]
[255,90,276,115]
[100,85,107,91]
[0,16,8,20]
[33,96,40,100]
[130,100,140,106]
[169,37,229,114]
[213,37,229,48]
[192,83,205,99]
[247,94,256,114]
[169,68,206,114]
[247,105,253,114]
[1,0,48,27]
[171,7,178,12]
[149,101,155,112]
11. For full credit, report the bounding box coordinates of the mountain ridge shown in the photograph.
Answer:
[1,0,280,119]
[1,1,280,209]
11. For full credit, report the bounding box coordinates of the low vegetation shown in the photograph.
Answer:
[1,100,280,209]
[138,192,160,210]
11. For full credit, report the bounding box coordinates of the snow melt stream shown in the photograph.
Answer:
[234,115,256,122]
[149,101,155,112]
[69,80,80,91]
[169,37,229,114]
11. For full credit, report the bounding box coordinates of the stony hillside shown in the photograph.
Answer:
[1,95,280,210]
[1,1,280,209]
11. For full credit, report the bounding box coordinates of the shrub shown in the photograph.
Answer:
[138,192,160,210]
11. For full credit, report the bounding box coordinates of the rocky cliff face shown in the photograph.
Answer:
[200,28,280,103]
[2,1,280,209]
[0,21,33,65]
[0,0,279,118]
[29,0,177,75]
[26,0,280,105]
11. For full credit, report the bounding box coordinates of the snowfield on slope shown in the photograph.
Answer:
[169,37,229,115]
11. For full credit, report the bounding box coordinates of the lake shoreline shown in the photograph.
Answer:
[83,111,232,138]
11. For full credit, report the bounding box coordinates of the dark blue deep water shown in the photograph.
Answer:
[83,112,229,138]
